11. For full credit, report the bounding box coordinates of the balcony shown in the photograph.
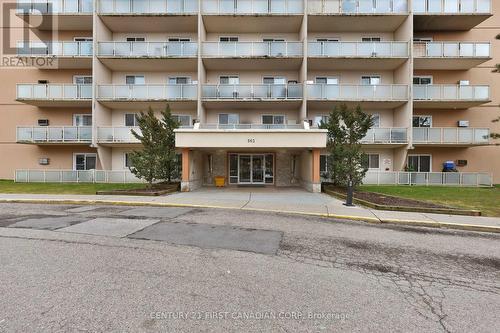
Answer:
[97,127,141,146]
[16,0,93,30]
[16,126,92,145]
[202,41,303,70]
[413,0,492,31]
[15,170,144,183]
[202,0,303,33]
[97,0,198,32]
[16,41,92,69]
[97,84,198,109]
[308,0,409,32]
[413,85,490,109]
[97,42,198,71]
[16,84,92,107]
[175,123,327,149]
[414,42,491,70]
[361,128,408,147]
[308,41,409,70]
[412,127,490,147]
[362,171,493,187]
[307,84,409,109]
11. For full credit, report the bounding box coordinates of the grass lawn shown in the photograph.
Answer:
[360,185,500,217]
[0,180,145,195]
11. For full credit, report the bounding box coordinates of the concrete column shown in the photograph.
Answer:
[311,148,321,192]
[181,148,190,191]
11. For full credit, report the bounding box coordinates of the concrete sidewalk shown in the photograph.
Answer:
[0,188,499,233]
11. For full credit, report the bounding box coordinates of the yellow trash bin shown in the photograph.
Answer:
[214,176,225,187]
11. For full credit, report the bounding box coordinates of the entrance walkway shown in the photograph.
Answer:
[0,187,499,233]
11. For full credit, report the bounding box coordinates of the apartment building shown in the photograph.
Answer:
[1,0,499,191]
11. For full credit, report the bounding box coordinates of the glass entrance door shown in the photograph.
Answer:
[230,154,273,185]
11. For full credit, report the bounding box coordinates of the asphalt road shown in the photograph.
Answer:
[0,203,498,333]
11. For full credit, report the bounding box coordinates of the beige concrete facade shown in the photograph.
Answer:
[1,0,499,189]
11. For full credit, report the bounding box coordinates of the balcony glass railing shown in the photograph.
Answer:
[98,42,197,57]
[202,0,303,14]
[97,84,197,100]
[413,42,490,58]
[361,128,407,143]
[97,127,141,143]
[307,84,408,100]
[362,171,492,187]
[202,42,303,57]
[17,84,92,100]
[198,123,306,130]
[17,126,92,143]
[16,0,93,14]
[202,84,303,99]
[98,0,198,13]
[413,0,491,14]
[17,41,93,56]
[308,41,409,57]
[413,85,490,101]
[308,0,408,14]
[15,169,145,183]
[413,127,490,144]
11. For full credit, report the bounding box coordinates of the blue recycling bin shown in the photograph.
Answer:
[442,161,456,172]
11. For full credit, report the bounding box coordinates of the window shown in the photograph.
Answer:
[362,154,380,170]
[362,37,381,42]
[73,114,92,126]
[219,113,239,125]
[74,153,96,170]
[168,77,191,84]
[125,113,139,127]
[413,37,433,42]
[413,116,432,128]
[361,75,381,85]
[316,77,339,85]
[168,38,190,42]
[413,76,433,85]
[73,75,92,84]
[320,155,328,174]
[126,37,145,42]
[125,75,145,85]
[173,115,191,127]
[371,114,380,128]
[124,153,133,168]
[408,155,431,172]
[316,38,339,42]
[313,115,329,127]
[219,36,238,42]
[263,38,285,42]
[74,37,92,42]
[262,115,285,125]
[262,76,286,85]
[219,75,239,84]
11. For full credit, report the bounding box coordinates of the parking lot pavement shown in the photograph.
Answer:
[57,218,160,238]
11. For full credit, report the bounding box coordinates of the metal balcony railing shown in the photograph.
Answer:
[413,0,491,14]
[308,0,408,14]
[16,0,93,14]
[307,84,409,101]
[15,169,145,183]
[17,126,92,143]
[17,84,92,100]
[202,41,303,57]
[413,127,490,145]
[361,128,408,144]
[362,171,493,187]
[202,84,303,99]
[308,41,409,57]
[198,123,306,130]
[17,41,93,56]
[97,84,198,100]
[97,127,140,143]
[98,0,198,13]
[98,42,198,57]
[202,0,303,14]
[413,85,490,101]
[413,42,490,58]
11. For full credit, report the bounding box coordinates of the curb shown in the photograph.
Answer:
[0,198,499,234]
